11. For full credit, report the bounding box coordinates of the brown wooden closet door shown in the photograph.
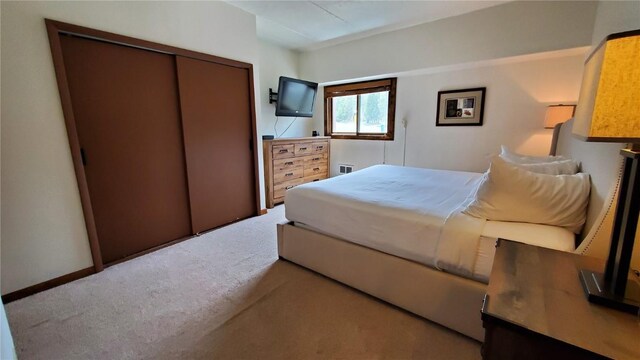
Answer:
[60,35,192,264]
[176,56,257,233]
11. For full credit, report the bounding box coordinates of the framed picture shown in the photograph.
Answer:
[436,87,486,126]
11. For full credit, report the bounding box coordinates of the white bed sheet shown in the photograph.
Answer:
[285,164,482,268]
[286,164,576,283]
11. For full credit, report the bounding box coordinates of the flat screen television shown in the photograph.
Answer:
[275,76,318,117]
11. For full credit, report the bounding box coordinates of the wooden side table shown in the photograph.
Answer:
[481,239,639,360]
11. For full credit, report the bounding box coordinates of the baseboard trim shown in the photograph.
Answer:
[2,266,95,304]
[104,235,192,268]
[1,212,268,304]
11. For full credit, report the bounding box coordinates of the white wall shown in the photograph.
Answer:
[327,50,587,176]
[591,0,640,44]
[0,1,263,294]
[300,1,598,83]
[257,41,313,139]
[299,1,598,176]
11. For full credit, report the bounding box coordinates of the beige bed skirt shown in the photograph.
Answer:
[277,221,486,341]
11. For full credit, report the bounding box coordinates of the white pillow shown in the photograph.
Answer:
[500,145,565,164]
[510,159,580,175]
[463,156,590,233]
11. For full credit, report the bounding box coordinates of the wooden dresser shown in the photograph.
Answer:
[263,137,330,208]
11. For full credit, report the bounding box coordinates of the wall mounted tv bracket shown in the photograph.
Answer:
[269,88,278,104]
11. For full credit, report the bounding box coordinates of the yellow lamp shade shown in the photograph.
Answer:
[544,105,575,129]
[573,30,640,142]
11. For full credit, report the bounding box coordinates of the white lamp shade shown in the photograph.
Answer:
[573,30,640,142]
[544,105,575,129]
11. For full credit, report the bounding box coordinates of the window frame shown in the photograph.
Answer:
[324,78,396,140]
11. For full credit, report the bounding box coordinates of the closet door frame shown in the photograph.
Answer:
[45,19,261,272]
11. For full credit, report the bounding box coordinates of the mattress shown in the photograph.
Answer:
[285,164,481,267]
[286,164,575,283]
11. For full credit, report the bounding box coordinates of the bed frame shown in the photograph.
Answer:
[277,119,625,341]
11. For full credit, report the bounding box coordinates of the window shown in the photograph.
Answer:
[324,78,396,140]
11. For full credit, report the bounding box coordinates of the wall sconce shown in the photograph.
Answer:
[544,104,576,129]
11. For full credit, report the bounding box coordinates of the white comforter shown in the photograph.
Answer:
[285,164,486,275]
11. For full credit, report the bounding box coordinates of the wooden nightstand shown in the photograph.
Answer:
[481,239,639,360]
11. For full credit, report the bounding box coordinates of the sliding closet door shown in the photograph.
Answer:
[60,35,192,263]
[176,56,257,233]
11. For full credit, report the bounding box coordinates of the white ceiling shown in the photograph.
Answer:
[228,1,510,51]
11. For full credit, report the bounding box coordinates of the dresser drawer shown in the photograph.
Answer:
[304,174,328,183]
[303,164,327,177]
[294,143,314,156]
[273,157,303,172]
[302,153,327,167]
[273,178,304,199]
[274,167,303,184]
[312,141,328,154]
[272,144,295,159]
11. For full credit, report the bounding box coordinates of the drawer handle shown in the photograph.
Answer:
[312,157,320,161]
[285,172,294,177]
[284,161,294,166]
[313,167,320,171]
[278,149,289,154]
[300,147,307,150]
[285,185,294,190]
[316,146,324,150]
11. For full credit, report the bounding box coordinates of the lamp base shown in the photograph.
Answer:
[579,269,640,315]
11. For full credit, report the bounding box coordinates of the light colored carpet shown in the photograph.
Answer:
[6,205,481,359]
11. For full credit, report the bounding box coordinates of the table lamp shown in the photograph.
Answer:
[573,29,640,314]
[544,105,575,129]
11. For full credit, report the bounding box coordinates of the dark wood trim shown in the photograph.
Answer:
[45,20,104,273]
[2,267,95,304]
[387,78,397,139]
[107,203,269,267]
[175,60,197,236]
[44,19,253,69]
[330,134,395,141]
[325,79,394,94]
[324,78,396,141]
[356,93,361,133]
[247,65,262,217]
[324,91,332,137]
[104,234,193,268]
[106,202,275,267]
[45,19,262,270]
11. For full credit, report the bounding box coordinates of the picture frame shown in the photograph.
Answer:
[436,87,486,126]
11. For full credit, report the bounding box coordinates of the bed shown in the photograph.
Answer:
[276,119,624,340]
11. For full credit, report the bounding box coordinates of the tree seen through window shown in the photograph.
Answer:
[324,78,396,140]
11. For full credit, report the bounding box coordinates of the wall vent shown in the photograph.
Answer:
[338,164,354,174]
